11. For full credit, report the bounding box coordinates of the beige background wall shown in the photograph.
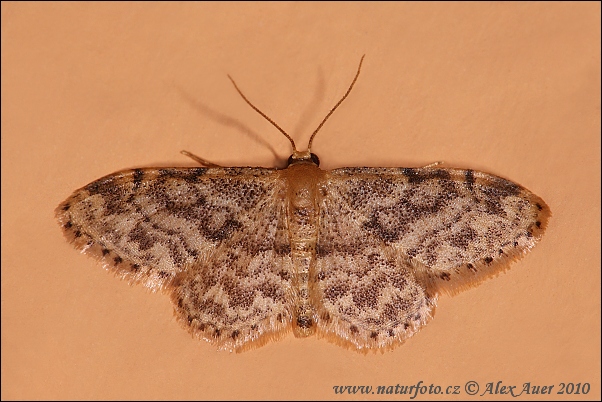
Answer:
[2,2,600,400]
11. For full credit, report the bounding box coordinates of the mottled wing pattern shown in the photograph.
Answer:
[315,167,550,350]
[56,167,293,351]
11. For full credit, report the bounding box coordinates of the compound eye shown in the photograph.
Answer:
[310,153,320,166]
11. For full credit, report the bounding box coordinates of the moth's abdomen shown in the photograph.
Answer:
[283,163,324,337]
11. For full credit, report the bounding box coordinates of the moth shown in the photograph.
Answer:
[56,56,550,351]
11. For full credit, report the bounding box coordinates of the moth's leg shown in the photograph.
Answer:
[421,161,444,168]
[180,150,223,167]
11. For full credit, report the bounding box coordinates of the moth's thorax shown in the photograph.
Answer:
[282,162,324,337]
[283,162,324,241]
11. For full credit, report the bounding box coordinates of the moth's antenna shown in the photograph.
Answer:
[227,75,298,153]
[307,55,365,153]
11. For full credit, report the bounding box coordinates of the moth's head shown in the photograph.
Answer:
[287,150,320,167]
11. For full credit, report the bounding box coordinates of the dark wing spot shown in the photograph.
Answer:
[161,168,208,181]
[133,169,144,188]
[324,282,350,302]
[434,169,451,180]
[402,168,451,184]
[362,214,401,242]
[352,283,381,309]
[114,256,123,265]
[490,177,521,197]
[278,270,291,281]
[465,169,475,190]
[260,281,283,301]
[275,243,291,256]
[183,168,208,183]
[203,218,243,242]
[296,316,313,328]
[449,226,477,250]
[402,168,423,183]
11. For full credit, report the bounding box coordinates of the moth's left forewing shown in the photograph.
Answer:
[319,167,550,296]
[55,167,287,291]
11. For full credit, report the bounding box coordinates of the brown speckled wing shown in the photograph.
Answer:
[314,167,550,350]
[56,167,294,351]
